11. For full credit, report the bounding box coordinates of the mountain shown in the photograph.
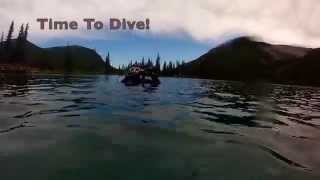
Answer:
[1,40,113,74]
[180,37,314,84]
[43,45,106,73]
[277,48,320,85]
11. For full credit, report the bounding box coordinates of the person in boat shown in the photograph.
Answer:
[141,67,160,85]
[121,66,160,86]
[121,66,144,86]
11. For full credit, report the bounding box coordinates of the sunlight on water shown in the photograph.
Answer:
[0,74,319,179]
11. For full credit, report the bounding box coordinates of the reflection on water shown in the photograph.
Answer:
[0,75,320,179]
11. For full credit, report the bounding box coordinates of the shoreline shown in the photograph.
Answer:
[1,64,320,88]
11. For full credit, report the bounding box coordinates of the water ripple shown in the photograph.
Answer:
[1,75,320,177]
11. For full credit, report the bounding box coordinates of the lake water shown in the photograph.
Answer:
[0,75,320,180]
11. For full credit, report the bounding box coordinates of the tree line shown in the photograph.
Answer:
[117,53,186,76]
[0,21,29,63]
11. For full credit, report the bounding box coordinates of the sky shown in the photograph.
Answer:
[0,0,320,66]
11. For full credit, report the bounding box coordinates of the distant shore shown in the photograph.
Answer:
[0,64,39,74]
[0,63,120,76]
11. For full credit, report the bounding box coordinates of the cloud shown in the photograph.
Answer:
[0,0,319,47]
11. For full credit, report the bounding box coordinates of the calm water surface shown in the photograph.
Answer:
[0,75,320,179]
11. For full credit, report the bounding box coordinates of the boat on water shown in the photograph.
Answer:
[121,66,160,86]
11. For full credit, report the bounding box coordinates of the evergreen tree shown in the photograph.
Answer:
[147,58,153,67]
[14,24,25,61]
[105,52,111,74]
[17,24,24,41]
[0,32,4,55]
[176,60,180,68]
[168,61,173,71]
[141,57,145,67]
[162,61,167,75]
[155,53,161,72]
[5,21,14,52]
[0,32,3,46]
[175,60,183,75]
[24,23,29,42]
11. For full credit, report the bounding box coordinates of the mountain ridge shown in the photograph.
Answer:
[179,36,319,85]
[0,40,114,74]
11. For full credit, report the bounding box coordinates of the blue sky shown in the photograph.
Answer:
[37,32,214,67]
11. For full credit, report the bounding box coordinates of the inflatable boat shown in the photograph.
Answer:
[121,67,160,86]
